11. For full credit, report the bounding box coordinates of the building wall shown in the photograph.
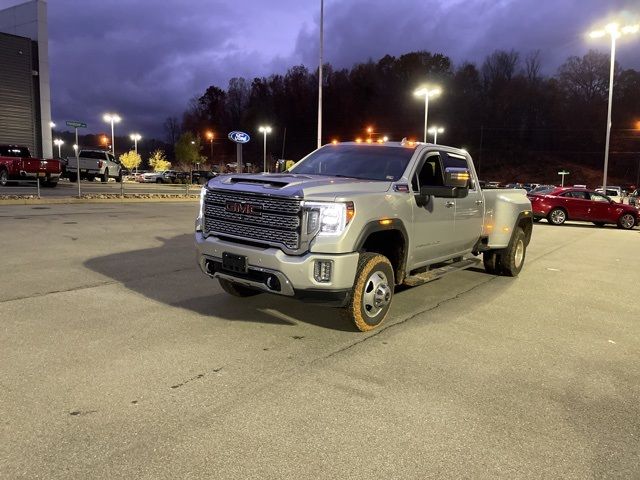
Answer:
[0,32,39,155]
[0,0,52,158]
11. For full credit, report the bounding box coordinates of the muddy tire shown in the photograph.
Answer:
[343,253,394,332]
[218,278,262,297]
[499,227,526,277]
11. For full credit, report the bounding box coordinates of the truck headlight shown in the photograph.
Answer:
[305,201,355,236]
[196,186,207,231]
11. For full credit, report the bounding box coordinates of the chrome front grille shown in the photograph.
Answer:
[203,189,302,250]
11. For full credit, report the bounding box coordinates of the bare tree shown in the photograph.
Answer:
[525,50,542,83]
[482,49,520,86]
[557,50,614,102]
[163,116,180,145]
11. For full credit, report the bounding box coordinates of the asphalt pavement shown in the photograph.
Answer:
[0,203,638,479]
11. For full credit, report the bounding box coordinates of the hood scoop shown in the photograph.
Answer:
[227,176,290,189]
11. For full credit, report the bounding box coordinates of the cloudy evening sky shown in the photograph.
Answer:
[4,0,638,138]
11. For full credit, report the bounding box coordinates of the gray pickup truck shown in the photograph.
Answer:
[195,141,532,331]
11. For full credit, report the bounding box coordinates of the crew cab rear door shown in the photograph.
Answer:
[409,151,455,264]
[443,152,483,252]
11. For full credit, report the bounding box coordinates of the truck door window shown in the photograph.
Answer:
[412,154,444,191]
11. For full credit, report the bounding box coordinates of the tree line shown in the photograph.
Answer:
[170,49,640,185]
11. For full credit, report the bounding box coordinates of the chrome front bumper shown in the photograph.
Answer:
[195,232,359,297]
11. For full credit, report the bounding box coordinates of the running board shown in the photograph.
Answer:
[403,258,482,287]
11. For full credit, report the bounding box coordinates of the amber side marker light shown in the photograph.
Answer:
[379,219,393,226]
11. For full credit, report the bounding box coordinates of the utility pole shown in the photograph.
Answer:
[317,0,324,149]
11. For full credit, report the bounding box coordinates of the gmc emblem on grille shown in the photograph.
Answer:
[225,201,263,216]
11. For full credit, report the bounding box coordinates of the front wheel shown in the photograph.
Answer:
[218,278,262,297]
[68,173,77,182]
[343,253,394,332]
[618,213,636,230]
[0,168,8,186]
[101,169,109,183]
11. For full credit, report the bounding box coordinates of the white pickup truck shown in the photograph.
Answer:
[66,149,123,182]
[196,141,533,331]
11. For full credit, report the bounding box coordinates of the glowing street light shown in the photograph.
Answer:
[129,133,141,154]
[53,138,64,158]
[205,131,214,163]
[103,113,121,155]
[367,126,373,141]
[428,126,444,144]
[258,125,272,172]
[49,121,55,128]
[414,86,441,142]
[589,21,639,191]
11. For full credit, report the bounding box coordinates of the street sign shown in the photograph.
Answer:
[558,170,569,175]
[66,120,87,128]
[228,131,250,144]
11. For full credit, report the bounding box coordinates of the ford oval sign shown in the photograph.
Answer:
[228,131,250,144]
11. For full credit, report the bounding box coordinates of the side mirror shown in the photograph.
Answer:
[444,167,471,188]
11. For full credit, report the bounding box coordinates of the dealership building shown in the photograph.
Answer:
[0,0,52,158]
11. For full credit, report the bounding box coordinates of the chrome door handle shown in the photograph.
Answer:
[475,200,483,205]
[445,201,455,208]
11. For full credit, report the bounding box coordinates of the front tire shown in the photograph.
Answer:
[68,172,77,182]
[343,253,394,332]
[618,213,636,230]
[0,168,8,186]
[548,208,567,225]
[101,169,109,183]
[218,278,262,297]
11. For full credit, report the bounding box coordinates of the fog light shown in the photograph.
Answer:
[314,260,333,282]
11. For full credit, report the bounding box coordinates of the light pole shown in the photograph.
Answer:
[558,170,570,187]
[206,131,214,165]
[103,113,121,156]
[589,22,639,191]
[317,0,324,149]
[428,126,444,144]
[129,133,141,154]
[414,86,442,142]
[259,126,272,173]
[53,139,64,158]
[73,144,80,196]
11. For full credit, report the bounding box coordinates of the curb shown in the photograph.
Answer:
[0,196,199,206]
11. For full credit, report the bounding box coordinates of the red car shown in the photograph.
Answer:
[530,187,639,229]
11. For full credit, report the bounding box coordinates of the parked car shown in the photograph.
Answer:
[595,186,622,203]
[0,144,62,187]
[629,189,639,207]
[192,170,218,184]
[530,187,639,229]
[66,149,123,182]
[139,170,177,183]
[528,184,555,196]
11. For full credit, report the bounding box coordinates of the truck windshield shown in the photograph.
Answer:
[289,145,415,181]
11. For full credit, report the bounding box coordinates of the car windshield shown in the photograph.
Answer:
[289,144,415,181]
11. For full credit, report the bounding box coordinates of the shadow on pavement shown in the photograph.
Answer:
[84,233,355,332]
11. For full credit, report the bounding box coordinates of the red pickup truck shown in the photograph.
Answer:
[0,145,62,188]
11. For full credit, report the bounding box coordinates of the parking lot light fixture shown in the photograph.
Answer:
[129,133,142,154]
[428,126,444,144]
[588,21,639,192]
[258,126,272,173]
[103,113,121,156]
[206,131,214,163]
[53,138,64,157]
[414,86,442,142]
